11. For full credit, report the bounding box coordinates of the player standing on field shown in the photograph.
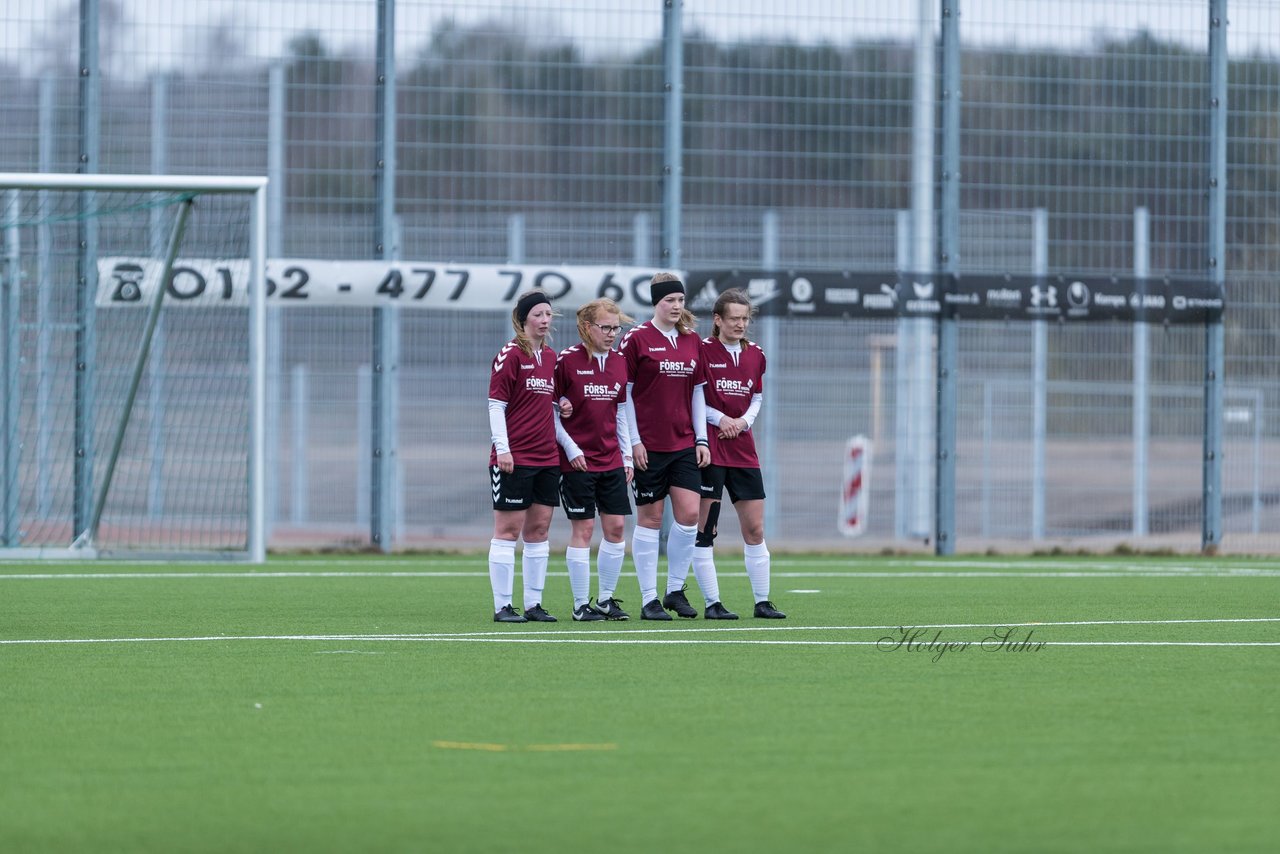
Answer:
[695,289,785,619]
[553,298,635,622]
[620,272,737,620]
[487,290,571,624]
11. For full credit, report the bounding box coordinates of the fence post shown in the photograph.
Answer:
[36,75,55,518]
[371,0,399,551]
[75,0,102,535]
[760,210,779,541]
[1203,0,1227,551]
[906,0,936,542]
[934,0,960,555]
[266,62,286,538]
[632,213,651,266]
[894,209,911,540]
[508,214,525,264]
[147,73,169,520]
[358,364,371,526]
[981,382,993,538]
[661,0,684,270]
[1031,208,1048,540]
[291,363,309,525]
[2,191,18,545]
[1132,207,1150,537]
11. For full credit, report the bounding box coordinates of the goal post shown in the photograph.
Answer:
[0,173,267,563]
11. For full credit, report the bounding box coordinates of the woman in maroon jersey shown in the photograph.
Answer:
[620,272,737,621]
[486,289,570,624]
[694,288,784,619]
[553,298,635,622]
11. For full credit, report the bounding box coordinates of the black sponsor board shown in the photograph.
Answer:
[683,270,943,319]
[950,274,1225,323]
[685,270,1225,324]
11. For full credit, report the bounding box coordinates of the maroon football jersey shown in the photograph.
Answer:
[554,344,629,472]
[488,340,558,467]
[700,336,766,468]
[620,321,706,453]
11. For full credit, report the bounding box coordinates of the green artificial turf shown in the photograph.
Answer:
[1,554,1277,853]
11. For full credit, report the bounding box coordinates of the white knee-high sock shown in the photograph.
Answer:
[692,545,720,606]
[488,538,517,611]
[522,540,550,609]
[744,541,771,602]
[632,526,661,603]
[566,546,591,608]
[664,522,698,593]
[596,538,626,602]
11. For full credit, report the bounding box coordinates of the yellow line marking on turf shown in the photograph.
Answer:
[432,741,618,752]
[433,741,508,752]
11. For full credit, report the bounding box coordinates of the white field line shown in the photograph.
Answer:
[14,555,1280,568]
[2,635,1277,648]
[2,616,1277,647]
[4,568,1280,580]
[0,571,493,580]
[337,639,1280,647]
[10,556,1280,573]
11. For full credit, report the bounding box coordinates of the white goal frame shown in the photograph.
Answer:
[0,173,268,563]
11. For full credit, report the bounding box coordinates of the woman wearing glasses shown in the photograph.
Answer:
[553,298,637,622]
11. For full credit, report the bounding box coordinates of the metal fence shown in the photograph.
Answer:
[2,1,1278,554]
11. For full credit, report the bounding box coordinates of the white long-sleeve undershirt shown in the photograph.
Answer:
[625,383,641,447]
[616,406,633,465]
[553,406,580,460]
[705,394,761,428]
[488,398,509,455]
[692,384,708,443]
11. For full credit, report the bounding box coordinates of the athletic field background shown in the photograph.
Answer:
[2,553,1277,853]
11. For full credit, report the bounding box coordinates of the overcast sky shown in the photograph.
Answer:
[3,0,1277,77]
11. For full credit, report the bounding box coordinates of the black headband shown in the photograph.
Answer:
[650,279,685,306]
[515,292,551,324]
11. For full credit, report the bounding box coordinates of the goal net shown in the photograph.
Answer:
[0,174,266,562]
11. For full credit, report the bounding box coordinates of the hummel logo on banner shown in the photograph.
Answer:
[691,281,720,311]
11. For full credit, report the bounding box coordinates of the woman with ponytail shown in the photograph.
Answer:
[553,297,635,622]
[694,288,785,619]
[619,272,737,621]
[486,289,570,623]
